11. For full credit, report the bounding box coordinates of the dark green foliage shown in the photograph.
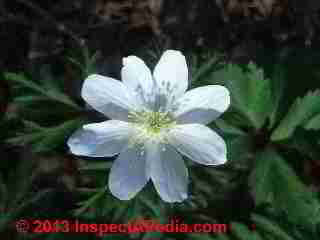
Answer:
[1,48,320,240]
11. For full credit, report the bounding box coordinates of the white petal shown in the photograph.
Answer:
[168,124,227,165]
[153,50,188,101]
[121,56,155,108]
[67,120,133,157]
[82,74,139,121]
[108,145,149,200]
[172,85,230,124]
[147,142,188,202]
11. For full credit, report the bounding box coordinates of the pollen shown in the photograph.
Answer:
[128,110,176,143]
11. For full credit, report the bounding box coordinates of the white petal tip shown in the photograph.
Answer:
[163,193,188,203]
[67,137,84,156]
[216,156,228,165]
[208,154,228,165]
[83,74,102,83]
[81,74,103,98]
[108,182,139,201]
[223,87,231,110]
[164,49,183,56]
[213,85,231,112]
[111,192,135,201]
[122,57,129,66]
[122,56,143,66]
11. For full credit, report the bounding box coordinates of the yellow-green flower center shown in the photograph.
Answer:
[144,111,173,133]
[128,110,176,141]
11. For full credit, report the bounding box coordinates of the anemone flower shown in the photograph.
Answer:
[68,50,230,202]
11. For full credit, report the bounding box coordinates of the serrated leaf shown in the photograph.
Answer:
[269,65,286,128]
[285,130,320,161]
[210,62,272,130]
[271,90,320,141]
[191,54,221,84]
[8,119,86,153]
[5,72,45,93]
[5,72,80,109]
[304,113,320,130]
[68,47,99,79]
[32,119,86,152]
[249,149,320,228]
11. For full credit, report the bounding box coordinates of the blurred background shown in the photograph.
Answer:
[1,0,320,239]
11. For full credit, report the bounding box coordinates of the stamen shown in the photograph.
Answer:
[127,109,176,144]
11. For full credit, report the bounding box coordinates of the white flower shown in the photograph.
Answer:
[67,50,230,202]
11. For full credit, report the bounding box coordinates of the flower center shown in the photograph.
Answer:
[144,111,173,133]
[128,110,176,141]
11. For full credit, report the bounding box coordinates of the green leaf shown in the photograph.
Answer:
[46,89,80,109]
[210,62,272,130]
[14,95,49,103]
[191,53,222,84]
[5,72,80,109]
[33,119,86,152]
[7,119,86,153]
[7,132,44,146]
[249,148,320,228]
[73,188,106,217]
[214,119,246,136]
[139,195,162,218]
[5,72,45,93]
[268,65,286,128]
[227,135,254,168]
[304,113,320,130]
[252,214,294,240]
[230,222,263,240]
[271,90,320,141]
[68,46,99,79]
[0,189,51,232]
[285,131,320,160]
